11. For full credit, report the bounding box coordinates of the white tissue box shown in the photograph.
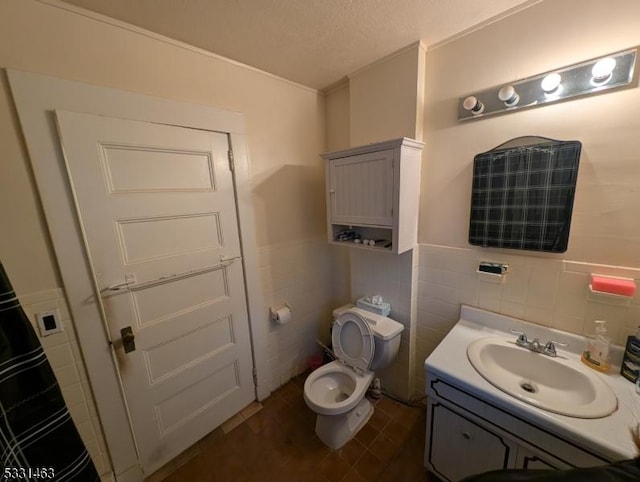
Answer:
[356,297,391,317]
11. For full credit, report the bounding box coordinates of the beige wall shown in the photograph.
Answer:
[324,81,350,151]
[0,1,344,474]
[0,0,327,295]
[350,43,425,146]
[420,0,640,267]
[413,0,640,394]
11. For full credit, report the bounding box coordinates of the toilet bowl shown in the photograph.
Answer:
[303,305,404,449]
[304,360,375,449]
[304,361,374,416]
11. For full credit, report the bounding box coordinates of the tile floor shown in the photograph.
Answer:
[147,374,430,482]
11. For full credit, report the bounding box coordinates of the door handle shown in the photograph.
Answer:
[121,326,136,353]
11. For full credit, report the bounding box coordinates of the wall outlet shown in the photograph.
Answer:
[35,309,63,336]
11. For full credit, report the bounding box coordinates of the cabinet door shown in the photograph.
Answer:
[515,446,571,471]
[427,402,514,481]
[328,149,394,226]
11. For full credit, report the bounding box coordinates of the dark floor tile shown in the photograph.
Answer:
[378,417,430,482]
[285,435,331,472]
[278,410,317,445]
[336,438,366,466]
[275,378,303,405]
[376,396,405,418]
[197,427,225,447]
[156,378,429,482]
[340,468,367,482]
[383,418,412,445]
[397,404,422,428]
[353,450,386,480]
[244,405,275,434]
[377,445,430,482]
[267,465,330,482]
[368,406,391,431]
[319,451,351,482]
[369,431,401,465]
[354,422,379,447]
[172,453,223,481]
[260,390,289,417]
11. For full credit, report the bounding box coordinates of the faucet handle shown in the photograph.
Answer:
[543,340,568,357]
[511,329,528,346]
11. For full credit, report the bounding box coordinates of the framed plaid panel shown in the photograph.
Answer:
[469,138,581,252]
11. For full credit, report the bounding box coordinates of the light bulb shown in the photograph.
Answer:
[463,96,484,115]
[591,57,616,84]
[498,85,520,106]
[541,73,562,94]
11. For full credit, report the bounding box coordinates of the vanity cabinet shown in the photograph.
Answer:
[428,402,517,481]
[322,138,423,254]
[425,376,608,481]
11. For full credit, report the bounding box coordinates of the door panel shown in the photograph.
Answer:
[329,149,394,226]
[55,111,254,474]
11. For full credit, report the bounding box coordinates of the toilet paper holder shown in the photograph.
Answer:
[270,303,293,324]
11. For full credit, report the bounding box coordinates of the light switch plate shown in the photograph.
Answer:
[35,309,63,336]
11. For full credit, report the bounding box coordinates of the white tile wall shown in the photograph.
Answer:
[258,236,351,391]
[414,244,640,397]
[349,248,418,400]
[18,289,111,480]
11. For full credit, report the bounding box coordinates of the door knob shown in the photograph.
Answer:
[121,326,136,353]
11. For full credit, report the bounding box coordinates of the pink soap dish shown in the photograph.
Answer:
[590,275,636,297]
[588,275,636,306]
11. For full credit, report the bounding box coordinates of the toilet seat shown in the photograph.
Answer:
[332,310,374,373]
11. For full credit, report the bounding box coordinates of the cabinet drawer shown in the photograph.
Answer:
[427,376,610,468]
[516,446,571,470]
[427,400,515,481]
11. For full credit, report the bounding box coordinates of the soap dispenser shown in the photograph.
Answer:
[581,320,611,372]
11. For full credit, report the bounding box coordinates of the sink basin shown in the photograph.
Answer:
[467,338,617,418]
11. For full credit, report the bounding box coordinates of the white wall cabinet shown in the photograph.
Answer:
[425,376,609,481]
[322,138,423,254]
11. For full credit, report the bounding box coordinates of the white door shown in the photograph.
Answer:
[55,111,255,474]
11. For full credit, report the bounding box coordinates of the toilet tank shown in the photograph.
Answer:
[332,305,404,371]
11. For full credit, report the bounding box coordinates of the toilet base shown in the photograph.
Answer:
[314,398,373,450]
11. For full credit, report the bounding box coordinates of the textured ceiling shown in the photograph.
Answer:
[59,0,538,89]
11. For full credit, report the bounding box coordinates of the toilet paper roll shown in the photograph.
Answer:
[271,305,292,325]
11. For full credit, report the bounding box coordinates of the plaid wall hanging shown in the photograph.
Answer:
[469,137,581,253]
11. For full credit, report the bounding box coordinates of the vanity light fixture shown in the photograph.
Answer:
[463,96,485,115]
[541,73,562,95]
[591,57,616,85]
[498,85,520,106]
[458,47,637,121]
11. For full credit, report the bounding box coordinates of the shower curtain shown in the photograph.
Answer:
[0,262,99,481]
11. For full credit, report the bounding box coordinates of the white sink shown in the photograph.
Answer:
[467,338,617,418]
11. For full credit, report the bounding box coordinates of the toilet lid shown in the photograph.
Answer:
[332,310,374,372]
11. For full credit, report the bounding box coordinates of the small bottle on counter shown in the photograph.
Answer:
[581,320,611,372]
[620,326,640,386]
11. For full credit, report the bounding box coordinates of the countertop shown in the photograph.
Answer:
[424,305,640,462]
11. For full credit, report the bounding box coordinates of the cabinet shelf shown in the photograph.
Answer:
[322,138,423,254]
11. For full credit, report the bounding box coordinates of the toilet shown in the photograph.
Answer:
[303,305,404,449]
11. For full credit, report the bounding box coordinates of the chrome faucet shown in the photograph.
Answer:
[511,329,567,357]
